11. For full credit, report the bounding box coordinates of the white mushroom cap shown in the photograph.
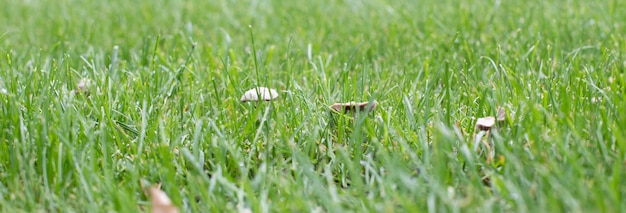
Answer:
[240,87,279,102]
[475,116,496,131]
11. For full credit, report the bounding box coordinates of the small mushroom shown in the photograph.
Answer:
[329,100,378,114]
[240,87,279,102]
[475,116,496,131]
[149,185,179,213]
[74,78,91,95]
[496,106,506,122]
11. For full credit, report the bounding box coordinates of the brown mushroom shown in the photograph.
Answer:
[329,100,378,114]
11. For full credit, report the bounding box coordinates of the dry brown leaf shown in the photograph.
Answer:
[329,100,378,114]
[149,186,179,213]
[240,87,279,102]
[475,116,496,131]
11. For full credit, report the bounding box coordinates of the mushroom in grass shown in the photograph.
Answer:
[473,107,508,165]
[240,87,279,102]
[496,106,506,122]
[74,78,92,95]
[148,185,179,213]
[475,116,496,131]
[329,100,378,115]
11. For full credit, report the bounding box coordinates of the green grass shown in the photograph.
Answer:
[1,0,625,212]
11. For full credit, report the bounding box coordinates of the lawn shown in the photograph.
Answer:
[1,0,625,212]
